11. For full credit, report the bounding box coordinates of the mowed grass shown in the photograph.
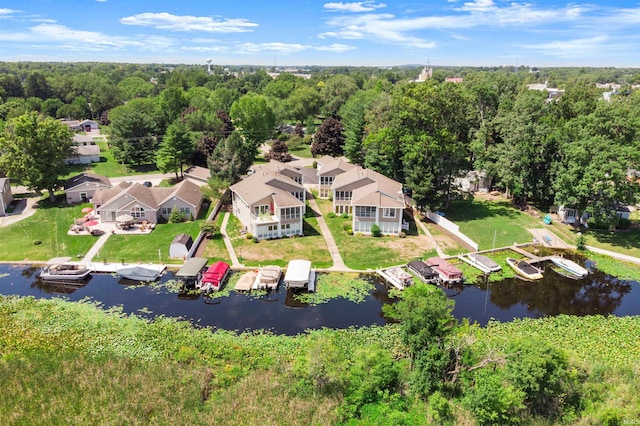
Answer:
[226,213,332,268]
[584,228,640,258]
[97,202,215,265]
[198,211,231,263]
[0,198,96,261]
[315,199,434,270]
[442,198,543,250]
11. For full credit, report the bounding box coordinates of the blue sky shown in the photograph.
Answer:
[1,0,639,67]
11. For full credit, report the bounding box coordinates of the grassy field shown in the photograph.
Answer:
[0,198,96,261]
[226,212,333,268]
[1,295,639,424]
[315,199,435,270]
[584,228,640,258]
[441,198,544,250]
[289,143,313,159]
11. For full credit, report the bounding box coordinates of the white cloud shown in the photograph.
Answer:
[456,0,496,13]
[192,37,222,43]
[180,45,229,52]
[315,43,356,52]
[520,35,609,57]
[324,1,386,13]
[0,8,19,18]
[120,12,258,33]
[0,23,175,51]
[236,42,310,54]
[96,0,107,3]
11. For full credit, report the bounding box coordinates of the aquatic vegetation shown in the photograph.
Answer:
[295,273,374,305]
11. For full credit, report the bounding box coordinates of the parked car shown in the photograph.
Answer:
[143,181,152,187]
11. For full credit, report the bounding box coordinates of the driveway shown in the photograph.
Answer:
[0,195,39,228]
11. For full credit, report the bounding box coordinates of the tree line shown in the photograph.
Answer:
[1,62,639,224]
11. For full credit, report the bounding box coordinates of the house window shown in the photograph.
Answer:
[335,191,351,201]
[80,192,88,202]
[355,206,376,217]
[383,208,396,218]
[320,189,330,198]
[131,206,145,218]
[281,207,300,220]
[320,176,333,185]
[254,205,270,216]
[161,207,170,215]
[180,207,191,216]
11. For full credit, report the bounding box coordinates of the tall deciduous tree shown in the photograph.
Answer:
[320,75,358,116]
[109,108,159,166]
[311,116,345,157]
[286,86,322,122]
[156,120,196,180]
[230,92,275,157]
[0,112,73,201]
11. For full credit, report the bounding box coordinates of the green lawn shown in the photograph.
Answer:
[199,212,231,263]
[0,198,97,262]
[315,199,434,270]
[289,143,313,159]
[584,228,640,258]
[441,198,543,250]
[226,212,332,268]
[97,203,215,265]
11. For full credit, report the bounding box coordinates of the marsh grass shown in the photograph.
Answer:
[294,273,374,305]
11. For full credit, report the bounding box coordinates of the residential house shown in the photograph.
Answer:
[557,204,631,226]
[254,160,304,185]
[230,168,306,240]
[92,179,203,223]
[64,134,100,165]
[332,166,408,235]
[183,165,210,186]
[0,178,13,216]
[61,119,99,132]
[64,173,111,204]
[316,156,355,198]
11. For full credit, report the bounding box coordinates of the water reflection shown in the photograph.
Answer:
[0,260,638,334]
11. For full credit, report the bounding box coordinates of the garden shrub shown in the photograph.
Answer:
[343,222,352,231]
[341,212,350,219]
[169,207,184,223]
[616,218,631,229]
[245,233,253,240]
[399,231,406,238]
[575,233,586,250]
[327,212,336,219]
[371,224,381,237]
[252,236,259,243]
[346,229,354,236]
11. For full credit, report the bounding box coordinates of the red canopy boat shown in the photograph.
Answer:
[198,261,230,292]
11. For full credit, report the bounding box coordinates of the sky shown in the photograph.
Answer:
[1,0,639,68]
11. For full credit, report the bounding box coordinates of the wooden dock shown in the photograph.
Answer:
[510,246,554,264]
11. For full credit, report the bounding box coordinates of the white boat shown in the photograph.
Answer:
[116,264,166,281]
[506,257,543,280]
[459,253,502,273]
[284,259,316,291]
[39,257,91,281]
[549,256,588,278]
[377,266,414,290]
[252,265,282,290]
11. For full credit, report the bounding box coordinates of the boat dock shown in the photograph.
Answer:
[510,246,555,264]
[376,266,414,290]
[86,261,166,275]
[458,254,491,273]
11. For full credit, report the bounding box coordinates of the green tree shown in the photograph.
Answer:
[230,92,275,157]
[41,98,64,118]
[339,89,380,165]
[208,131,254,184]
[383,285,457,397]
[109,107,160,165]
[24,72,52,99]
[321,74,358,116]
[156,120,196,180]
[117,76,154,100]
[0,112,73,201]
[286,86,322,123]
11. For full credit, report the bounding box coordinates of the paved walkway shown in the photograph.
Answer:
[0,195,39,228]
[307,195,352,272]
[82,232,112,263]
[220,212,242,268]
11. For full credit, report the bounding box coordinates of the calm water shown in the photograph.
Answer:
[0,256,638,335]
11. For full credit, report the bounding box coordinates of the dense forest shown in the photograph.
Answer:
[1,61,639,221]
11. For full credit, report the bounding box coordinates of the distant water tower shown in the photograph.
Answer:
[206,58,212,75]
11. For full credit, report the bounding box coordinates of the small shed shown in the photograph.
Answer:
[169,233,193,258]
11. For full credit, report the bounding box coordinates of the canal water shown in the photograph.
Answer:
[0,258,638,336]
